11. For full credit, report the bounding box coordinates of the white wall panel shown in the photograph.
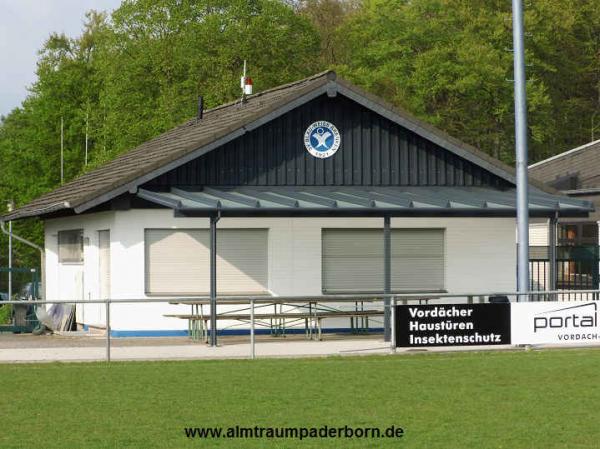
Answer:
[45,209,517,332]
[45,212,115,327]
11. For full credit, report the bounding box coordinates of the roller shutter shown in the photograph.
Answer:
[322,229,383,293]
[145,229,268,295]
[391,229,444,290]
[322,228,444,293]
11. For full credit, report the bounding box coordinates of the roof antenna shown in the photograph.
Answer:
[197,95,203,122]
[240,60,253,103]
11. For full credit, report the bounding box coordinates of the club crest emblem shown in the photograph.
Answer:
[304,121,341,158]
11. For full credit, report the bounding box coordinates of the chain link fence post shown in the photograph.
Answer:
[390,297,396,354]
[250,299,255,359]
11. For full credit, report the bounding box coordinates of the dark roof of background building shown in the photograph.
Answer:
[529,139,600,193]
[2,70,585,221]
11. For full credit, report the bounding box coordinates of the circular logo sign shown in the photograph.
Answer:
[304,121,341,159]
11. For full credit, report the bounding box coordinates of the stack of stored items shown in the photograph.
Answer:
[36,303,75,332]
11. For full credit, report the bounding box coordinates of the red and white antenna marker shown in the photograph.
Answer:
[241,60,253,96]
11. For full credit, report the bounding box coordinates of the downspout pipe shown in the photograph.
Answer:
[548,213,558,293]
[0,220,45,300]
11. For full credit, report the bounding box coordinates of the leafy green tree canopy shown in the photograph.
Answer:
[332,0,599,162]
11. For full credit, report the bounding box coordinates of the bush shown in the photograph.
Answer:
[0,304,12,324]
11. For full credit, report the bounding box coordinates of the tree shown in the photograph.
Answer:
[95,0,321,160]
[297,0,360,65]
[0,0,320,194]
[333,0,599,163]
[0,12,108,270]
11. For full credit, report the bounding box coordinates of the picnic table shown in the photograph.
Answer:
[165,299,383,342]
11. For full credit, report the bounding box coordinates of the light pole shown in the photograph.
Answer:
[6,200,14,300]
[512,0,530,299]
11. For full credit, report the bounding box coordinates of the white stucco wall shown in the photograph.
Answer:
[45,209,517,333]
[45,212,115,327]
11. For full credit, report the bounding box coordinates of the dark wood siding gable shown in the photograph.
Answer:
[146,94,510,189]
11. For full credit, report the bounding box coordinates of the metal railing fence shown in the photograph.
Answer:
[2,289,600,361]
[529,245,600,291]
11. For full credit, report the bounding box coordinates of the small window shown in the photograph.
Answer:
[558,223,598,246]
[58,229,84,263]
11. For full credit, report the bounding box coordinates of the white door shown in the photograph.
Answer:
[57,229,84,325]
[98,230,110,326]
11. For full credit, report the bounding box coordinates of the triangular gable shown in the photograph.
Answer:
[144,92,511,190]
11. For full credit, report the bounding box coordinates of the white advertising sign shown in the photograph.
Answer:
[511,301,600,345]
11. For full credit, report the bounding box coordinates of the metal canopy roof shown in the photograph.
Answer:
[137,186,593,217]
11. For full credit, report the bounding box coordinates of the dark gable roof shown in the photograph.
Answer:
[3,70,549,221]
[529,139,600,192]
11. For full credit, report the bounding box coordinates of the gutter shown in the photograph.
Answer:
[529,139,600,169]
[561,187,600,196]
[173,207,592,218]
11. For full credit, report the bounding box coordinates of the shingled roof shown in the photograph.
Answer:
[2,70,554,221]
[529,139,600,193]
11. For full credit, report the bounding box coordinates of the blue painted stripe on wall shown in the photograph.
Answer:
[111,330,189,338]
[110,327,384,338]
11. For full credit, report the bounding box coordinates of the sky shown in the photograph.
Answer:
[0,0,123,117]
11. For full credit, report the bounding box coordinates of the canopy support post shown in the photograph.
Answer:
[384,215,391,342]
[548,214,558,293]
[209,215,219,347]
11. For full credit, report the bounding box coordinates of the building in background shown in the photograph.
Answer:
[529,140,600,290]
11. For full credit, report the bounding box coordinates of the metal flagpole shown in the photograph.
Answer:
[8,221,12,301]
[7,201,14,301]
[85,110,89,166]
[512,0,530,299]
[61,117,64,184]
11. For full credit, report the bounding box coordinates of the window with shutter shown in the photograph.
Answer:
[145,229,268,295]
[58,229,84,263]
[322,228,444,293]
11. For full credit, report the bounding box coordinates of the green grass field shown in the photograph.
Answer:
[2,349,600,448]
